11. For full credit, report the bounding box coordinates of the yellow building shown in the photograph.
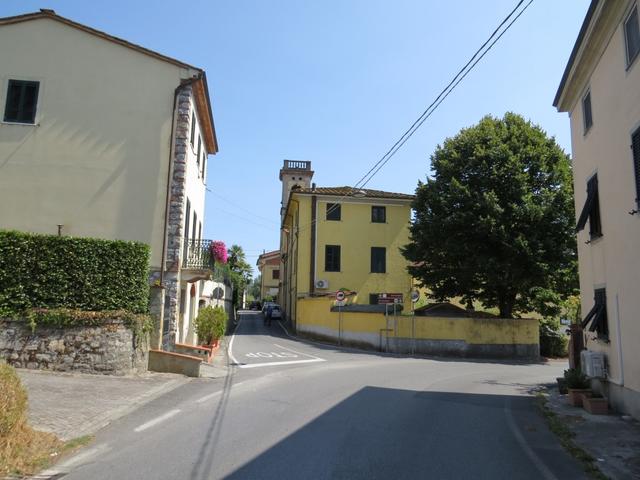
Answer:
[256,250,280,300]
[278,161,414,330]
[554,0,640,418]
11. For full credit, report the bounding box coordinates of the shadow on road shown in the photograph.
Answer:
[223,386,585,480]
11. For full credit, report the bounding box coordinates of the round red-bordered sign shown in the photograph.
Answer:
[336,291,346,302]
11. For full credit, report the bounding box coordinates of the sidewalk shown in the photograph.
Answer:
[546,387,640,479]
[17,368,190,441]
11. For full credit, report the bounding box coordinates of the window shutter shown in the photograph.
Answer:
[633,127,640,210]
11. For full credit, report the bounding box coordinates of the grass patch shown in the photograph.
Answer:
[0,362,93,477]
[535,392,608,479]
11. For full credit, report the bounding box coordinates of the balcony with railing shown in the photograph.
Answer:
[282,160,311,170]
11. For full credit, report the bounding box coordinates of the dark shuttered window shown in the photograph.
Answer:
[325,245,341,272]
[581,288,608,339]
[3,80,39,124]
[633,126,640,210]
[190,113,196,147]
[196,136,201,173]
[625,6,640,66]
[326,203,341,221]
[371,247,386,273]
[576,174,602,239]
[582,91,593,133]
[371,206,386,223]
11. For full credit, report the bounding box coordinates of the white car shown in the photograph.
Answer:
[270,304,282,319]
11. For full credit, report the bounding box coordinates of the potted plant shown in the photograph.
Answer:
[582,393,608,415]
[564,368,591,407]
[556,376,568,394]
[195,306,227,348]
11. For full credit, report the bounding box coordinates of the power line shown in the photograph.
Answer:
[207,189,279,225]
[295,0,533,234]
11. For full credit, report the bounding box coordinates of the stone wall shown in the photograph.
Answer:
[0,319,148,375]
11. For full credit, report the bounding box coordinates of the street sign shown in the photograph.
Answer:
[378,293,403,304]
[336,291,346,302]
[411,290,420,303]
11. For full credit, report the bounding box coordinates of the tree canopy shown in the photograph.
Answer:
[226,244,252,308]
[402,113,578,318]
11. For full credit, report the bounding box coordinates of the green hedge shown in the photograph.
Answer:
[0,230,150,315]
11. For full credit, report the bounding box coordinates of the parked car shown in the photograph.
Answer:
[262,301,275,314]
[271,304,282,319]
[249,301,261,311]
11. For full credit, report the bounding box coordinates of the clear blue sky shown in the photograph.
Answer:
[4,1,590,275]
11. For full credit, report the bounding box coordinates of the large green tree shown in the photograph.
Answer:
[402,113,578,318]
[226,244,252,307]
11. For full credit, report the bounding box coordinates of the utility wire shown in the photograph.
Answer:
[294,0,533,234]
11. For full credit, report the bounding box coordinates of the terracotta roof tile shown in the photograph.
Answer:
[293,186,414,200]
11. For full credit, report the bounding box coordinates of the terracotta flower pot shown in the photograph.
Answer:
[567,388,591,407]
[583,396,608,415]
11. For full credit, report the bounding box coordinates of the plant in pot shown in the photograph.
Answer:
[195,306,227,348]
[564,368,591,407]
[582,392,608,415]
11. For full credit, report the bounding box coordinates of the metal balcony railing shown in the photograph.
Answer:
[183,239,213,270]
[283,160,311,170]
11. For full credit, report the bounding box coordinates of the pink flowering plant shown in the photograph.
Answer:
[210,241,228,264]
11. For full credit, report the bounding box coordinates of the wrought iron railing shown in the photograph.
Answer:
[283,160,311,170]
[183,239,213,269]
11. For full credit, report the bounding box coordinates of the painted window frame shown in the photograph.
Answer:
[582,90,593,134]
[371,206,386,223]
[325,245,341,272]
[370,247,386,273]
[3,79,40,125]
[326,203,341,221]
[624,4,640,69]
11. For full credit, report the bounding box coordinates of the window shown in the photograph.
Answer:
[197,221,202,242]
[184,199,191,240]
[371,206,386,223]
[3,80,39,124]
[371,247,386,273]
[625,6,640,67]
[325,245,341,272]
[326,203,341,221]
[190,113,196,147]
[581,288,608,339]
[369,293,380,305]
[192,211,197,242]
[201,151,207,179]
[633,127,640,210]
[196,136,201,172]
[582,91,593,133]
[576,174,602,239]
[272,269,280,280]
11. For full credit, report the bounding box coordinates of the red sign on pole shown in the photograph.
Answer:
[377,293,403,304]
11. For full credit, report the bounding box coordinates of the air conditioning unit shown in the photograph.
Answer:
[315,279,329,289]
[580,350,606,379]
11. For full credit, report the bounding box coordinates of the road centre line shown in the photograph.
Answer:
[134,409,181,432]
[238,358,326,369]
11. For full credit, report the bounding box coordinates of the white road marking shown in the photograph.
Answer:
[238,358,326,369]
[273,343,323,360]
[228,314,243,366]
[38,443,111,476]
[134,409,181,432]
[195,391,223,404]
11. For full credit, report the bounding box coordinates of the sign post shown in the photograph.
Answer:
[410,290,420,354]
[336,291,346,345]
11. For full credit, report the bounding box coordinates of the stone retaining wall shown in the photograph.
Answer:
[0,319,148,375]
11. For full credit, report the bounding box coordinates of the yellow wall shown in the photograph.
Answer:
[0,18,206,269]
[297,297,538,347]
[260,262,280,299]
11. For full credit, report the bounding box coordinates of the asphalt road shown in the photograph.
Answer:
[50,310,587,480]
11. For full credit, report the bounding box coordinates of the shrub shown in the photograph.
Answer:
[564,368,590,389]
[539,317,568,357]
[0,230,150,315]
[195,306,227,344]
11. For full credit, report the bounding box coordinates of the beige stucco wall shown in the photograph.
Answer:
[567,6,640,396]
[0,18,205,269]
[260,262,280,299]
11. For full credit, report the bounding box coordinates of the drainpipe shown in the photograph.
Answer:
[612,293,625,386]
[310,195,317,296]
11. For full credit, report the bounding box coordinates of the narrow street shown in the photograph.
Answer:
[53,311,586,480]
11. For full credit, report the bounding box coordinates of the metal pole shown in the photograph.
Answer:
[338,303,342,346]
[411,299,416,355]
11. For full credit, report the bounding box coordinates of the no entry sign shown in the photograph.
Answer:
[336,291,346,302]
